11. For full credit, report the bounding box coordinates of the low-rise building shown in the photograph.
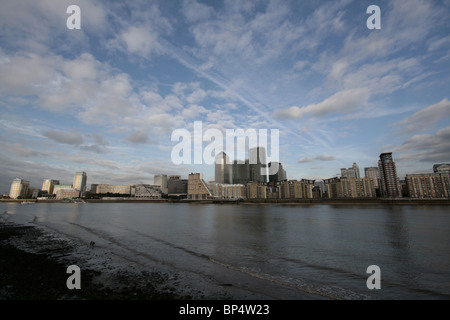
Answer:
[187,173,211,200]
[406,173,450,198]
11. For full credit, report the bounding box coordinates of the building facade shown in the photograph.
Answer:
[167,175,188,197]
[154,174,168,194]
[92,184,132,195]
[73,171,87,193]
[55,187,80,199]
[378,153,402,198]
[131,185,162,198]
[42,179,60,194]
[323,177,376,198]
[187,173,212,200]
[364,167,380,188]
[246,182,267,199]
[215,152,233,184]
[268,162,287,183]
[211,183,246,199]
[249,147,267,183]
[406,173,450,198]
[9,179,30,199]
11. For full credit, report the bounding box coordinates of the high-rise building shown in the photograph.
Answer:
[9,178,30,199]
[215,152,232,184]
[341,162,360,179]
[232,159,250,185]
[42,179,60,194]
[268,162,286,183]
[73,172,87,193]
[352,162,360,179]
[154,174,168,194]
[378,153,402,198]
[249,147,267,183]
[364,167,380,188]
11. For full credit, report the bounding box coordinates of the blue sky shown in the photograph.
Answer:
[0,0,449,192]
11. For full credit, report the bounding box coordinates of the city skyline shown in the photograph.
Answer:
[1,0,449,193]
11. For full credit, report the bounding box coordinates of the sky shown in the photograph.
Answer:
[0,0,449,193]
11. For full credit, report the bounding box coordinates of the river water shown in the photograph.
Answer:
[1,202,449,300]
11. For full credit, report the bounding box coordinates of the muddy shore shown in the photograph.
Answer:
[0,221,196,300]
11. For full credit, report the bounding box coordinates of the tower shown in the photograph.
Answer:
[73,172,87,193]
[378,153,401,198]
[215,152,232,184]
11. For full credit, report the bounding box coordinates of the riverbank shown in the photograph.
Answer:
[2,198,449,205]
[0,221,193,300]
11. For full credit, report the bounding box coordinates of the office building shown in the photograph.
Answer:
[9,178,30,199]
[378,153,402,198]
[232,159,250,185]
[187,173,212,200]
[249,147,267,183]
[268,162,287,183]
[215,152,232,184]
[73,171,87,193]
[167,175,188,197]
[154,174,168,194]
[41,179,60,195]
[341,163,360,179]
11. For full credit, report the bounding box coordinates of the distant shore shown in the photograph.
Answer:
[1,198,449,205]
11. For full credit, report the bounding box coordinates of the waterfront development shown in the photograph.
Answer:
[1,202,449,300]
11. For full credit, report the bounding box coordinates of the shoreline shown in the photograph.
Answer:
[0,221,192,300]
[1,198,449,205]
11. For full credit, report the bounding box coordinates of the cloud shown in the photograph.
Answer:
[181,0,215,22]
[394,126,450,162]
[274,88,370,120]
[395,98,450,133]
[299,154,336,163]
[44,130,83,146]
[126,131,149,144]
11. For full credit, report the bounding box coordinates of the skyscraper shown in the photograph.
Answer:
[378,153,401,198]
[73,171,87,193]
[268,162,286,183]
[249,147,267,183]
[215,152,232,184]
[364,167,380,188]
[232,159,250,185]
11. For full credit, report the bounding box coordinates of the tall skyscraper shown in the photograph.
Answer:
[249,147,267,183]
[9,178,30,199]
[341,162,360,179]
[232,159,250,185]
[73,171,87,193]
[268,162,286,183]
[215,152,232,184]
[364,167,380,188]
[42,179,60,194]
[378,153,401,198]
